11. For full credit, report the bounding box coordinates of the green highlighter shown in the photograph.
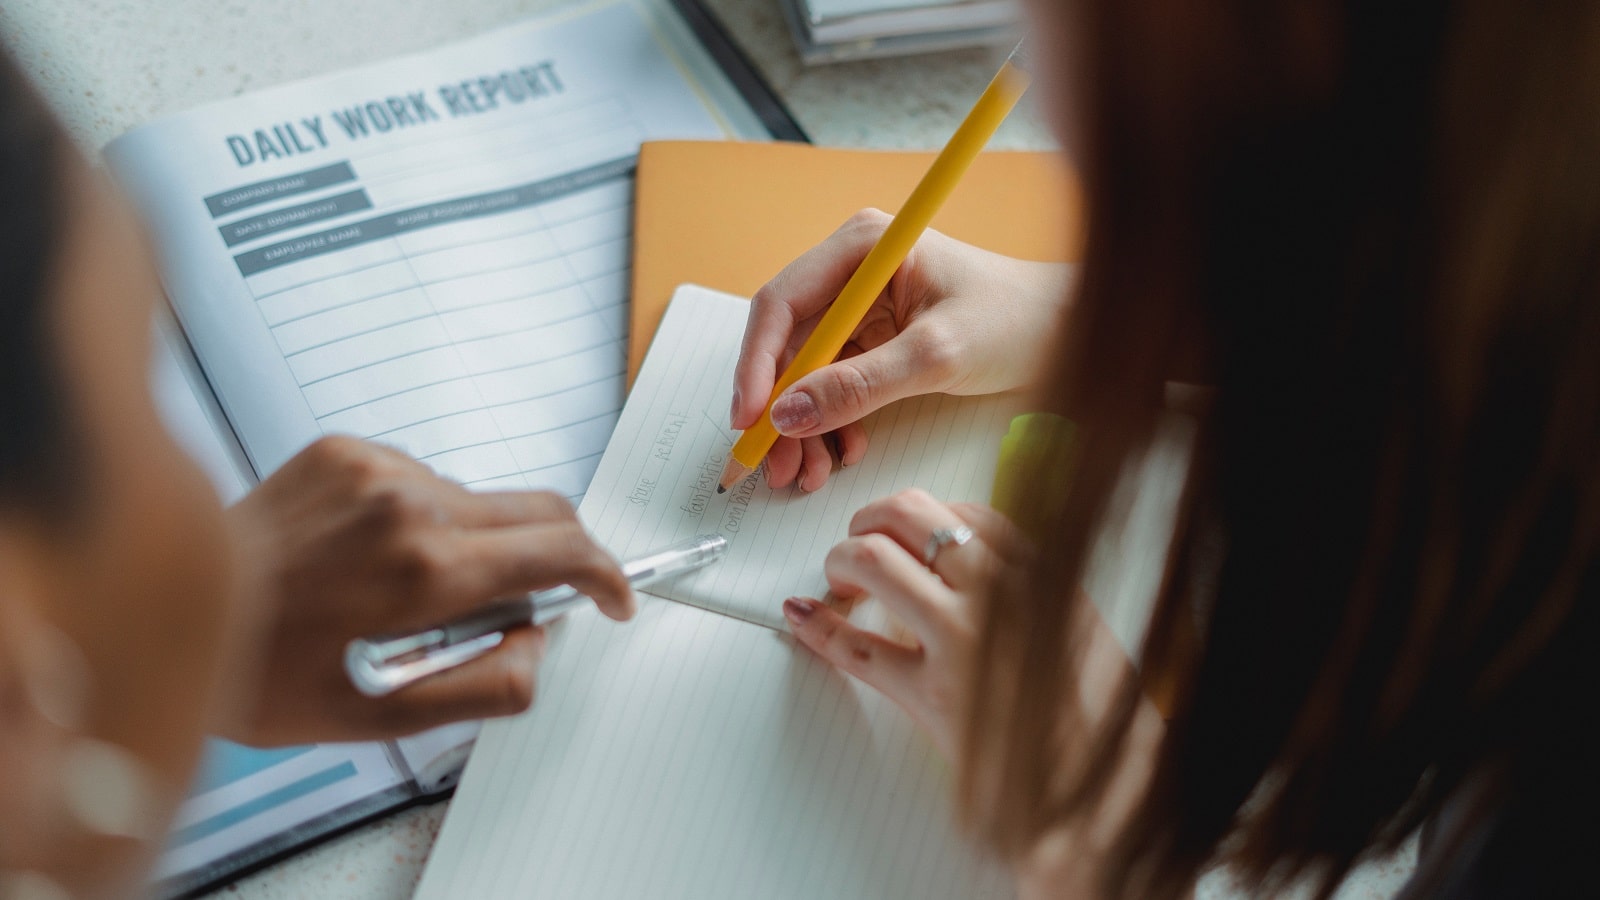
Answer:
[990,412,1076,537]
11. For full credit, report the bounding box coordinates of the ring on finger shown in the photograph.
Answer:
[922,525,975,567]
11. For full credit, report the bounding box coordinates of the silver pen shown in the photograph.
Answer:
[345,533,728,697]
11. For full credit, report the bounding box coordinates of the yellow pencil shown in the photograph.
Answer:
[718,45,1032,493]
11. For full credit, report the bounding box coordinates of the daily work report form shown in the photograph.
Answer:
[109,1,744,499]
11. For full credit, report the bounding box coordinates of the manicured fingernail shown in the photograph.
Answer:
[783,597,816,623]
[771,390,821,435]
[729,388,742,428]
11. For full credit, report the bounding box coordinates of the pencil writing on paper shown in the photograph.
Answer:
[577,285,1018,632]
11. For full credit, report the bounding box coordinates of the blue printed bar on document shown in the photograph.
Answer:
[230,155,637,275]
[202,161,358,218]
[219,189,374,247]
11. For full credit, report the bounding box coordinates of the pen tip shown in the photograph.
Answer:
[716,485,727,494]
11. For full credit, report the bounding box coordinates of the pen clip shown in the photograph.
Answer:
[345,629,505,698]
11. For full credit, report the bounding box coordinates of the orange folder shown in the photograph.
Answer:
[627,140,1082,385]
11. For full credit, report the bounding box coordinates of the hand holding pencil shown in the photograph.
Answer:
[722,46,1035,493]
[728,211,1074,492]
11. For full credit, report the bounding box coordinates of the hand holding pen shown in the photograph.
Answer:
[346,533,727,697]
[224,437,636,746]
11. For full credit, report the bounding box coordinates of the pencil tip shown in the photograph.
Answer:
[718,456,754,493]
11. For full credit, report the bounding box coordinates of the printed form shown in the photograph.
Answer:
[110,4,766,890]
[109,2,732,499]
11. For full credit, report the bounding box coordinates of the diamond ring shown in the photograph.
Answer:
[922,525,975,567]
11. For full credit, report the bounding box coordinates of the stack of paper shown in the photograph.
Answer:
[779,0,1020,64]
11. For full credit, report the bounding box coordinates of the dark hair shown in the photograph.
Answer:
[967,0,1600,897]
[0,45,73,511]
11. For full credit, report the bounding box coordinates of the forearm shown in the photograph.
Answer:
[1009,603,1171,898]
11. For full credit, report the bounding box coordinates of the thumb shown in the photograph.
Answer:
[769,338,935,438]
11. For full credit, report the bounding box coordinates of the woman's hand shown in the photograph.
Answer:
[785,492,1168,898]
[780,488,1026,762]
[222,437,632,746]
[733,209,1073,492]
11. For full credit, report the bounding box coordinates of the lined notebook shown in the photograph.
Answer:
[415,285,1019,898]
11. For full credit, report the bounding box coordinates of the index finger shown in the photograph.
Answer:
[384,478,593,540]
[732,209,892,430]
[405,522,635,629]
[451,488,581,530]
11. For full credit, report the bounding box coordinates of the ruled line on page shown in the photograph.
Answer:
[252,201,628,312]
[232,156,636,492]
[575,284,1019,633]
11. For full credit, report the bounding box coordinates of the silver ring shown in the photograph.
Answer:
[922,525,974,567]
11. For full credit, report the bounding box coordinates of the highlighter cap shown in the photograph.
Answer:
[990,412,1075,537]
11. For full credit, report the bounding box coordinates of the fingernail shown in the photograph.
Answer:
[729,388,742,428]
[783,597,816,623]
[771,390,821,435]
[825,432,845,468]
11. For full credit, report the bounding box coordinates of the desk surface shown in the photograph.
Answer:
[0,0,1052,155]
[0,0,1412,896]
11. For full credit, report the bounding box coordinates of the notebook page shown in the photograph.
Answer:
[107,2,726,499]
[416,599,1011,899]
[581,284,1020,631]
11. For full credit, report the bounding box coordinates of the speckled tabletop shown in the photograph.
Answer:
[0,1,1411,896]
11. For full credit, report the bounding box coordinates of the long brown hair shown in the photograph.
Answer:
[966,1,1600,896]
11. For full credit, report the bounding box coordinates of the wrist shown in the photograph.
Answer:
[949,260,1075,396]
[208,499,281,745]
